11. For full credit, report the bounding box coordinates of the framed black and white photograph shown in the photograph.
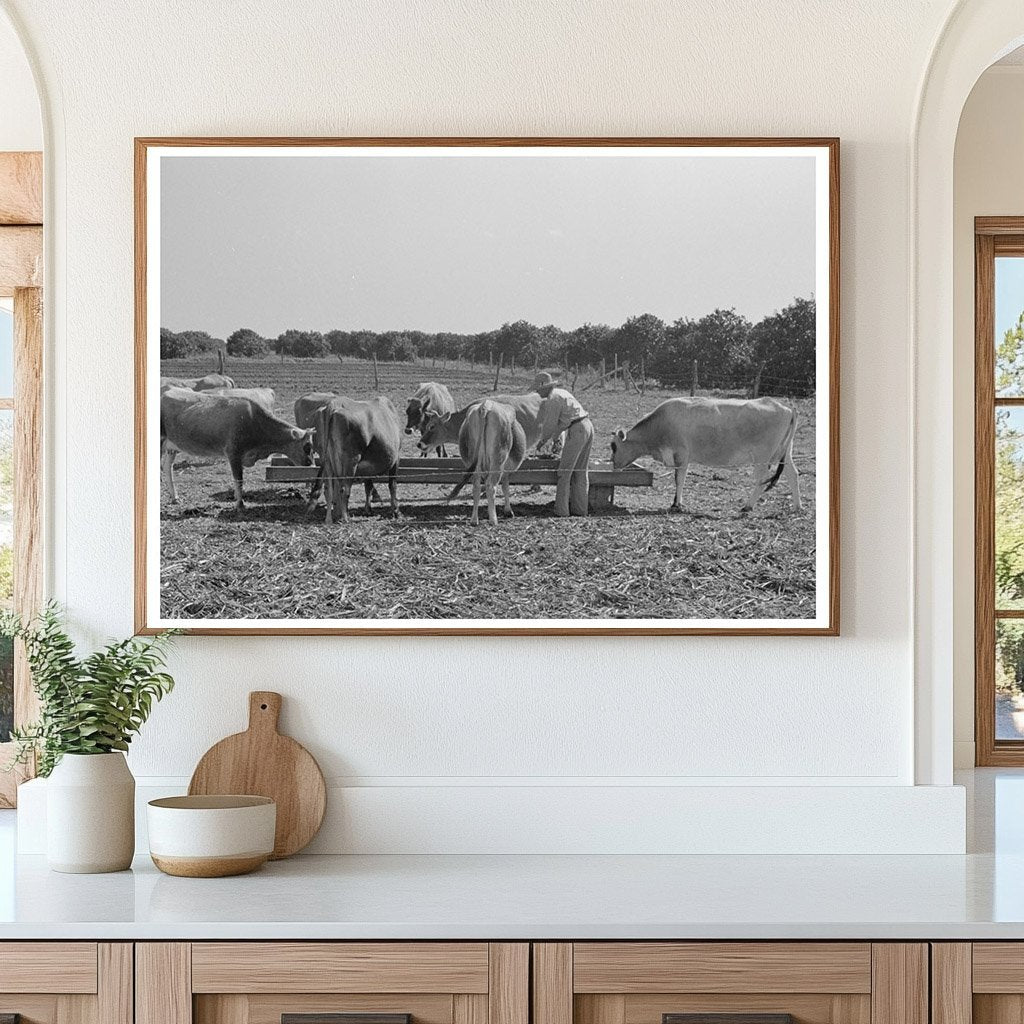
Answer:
[135,137,839,636]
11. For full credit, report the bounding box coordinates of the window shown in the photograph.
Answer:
[975,219,1024,764]
[0,305,12,745]
[0,289,42,807]
[0,151,42,806]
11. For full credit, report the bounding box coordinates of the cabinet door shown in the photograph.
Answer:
[137,943,528,1024]
[938,943,1024,1024]
[0,943,131,1024]
[533,944,927,1024]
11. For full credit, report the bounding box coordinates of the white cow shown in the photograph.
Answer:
[206,387,276,413]
[417,392,548,454]
[405,382,456,456]
[610,396,801,513]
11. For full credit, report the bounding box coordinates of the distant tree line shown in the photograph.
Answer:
[160,296,816,394]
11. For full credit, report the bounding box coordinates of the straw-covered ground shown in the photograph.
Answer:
[158,357,817,622]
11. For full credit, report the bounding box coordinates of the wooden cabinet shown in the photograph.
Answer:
[931,943,1024,1024]
[0,937,964,1024]
[136,944,528,1024]
[0,943,132,1024]
[532,944,928,1024]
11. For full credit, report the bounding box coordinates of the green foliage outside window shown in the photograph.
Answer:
[995,313,1024,695]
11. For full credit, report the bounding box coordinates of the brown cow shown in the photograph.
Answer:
[160,387,313,510]
[316,396,403,524]
[451,399,526,525]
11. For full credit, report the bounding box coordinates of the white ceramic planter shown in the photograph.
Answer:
[46,752,135,873]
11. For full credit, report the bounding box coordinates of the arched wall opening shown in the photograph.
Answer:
[914,1,1024,784]
[951,48,1024,767]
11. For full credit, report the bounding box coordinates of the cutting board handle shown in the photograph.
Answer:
[248,691,282,734]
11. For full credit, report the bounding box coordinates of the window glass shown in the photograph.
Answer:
[996,257,1024,396]
[997,407,1024,610]
[997,620,1024,740]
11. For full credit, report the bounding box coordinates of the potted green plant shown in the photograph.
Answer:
[2,603,177,873]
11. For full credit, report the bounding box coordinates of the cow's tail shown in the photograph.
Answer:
[446,405,488,503]
[762,408,797,492]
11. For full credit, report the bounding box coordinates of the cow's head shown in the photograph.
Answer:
[283,427,316,467]
[610,427,641,469]
[405,396,425,434]
[418,410,451,452]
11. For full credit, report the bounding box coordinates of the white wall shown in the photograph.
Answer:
[952,66,1024,767]
[2,0,972,852]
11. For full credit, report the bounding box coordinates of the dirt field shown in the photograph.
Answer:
[158,356,817,622]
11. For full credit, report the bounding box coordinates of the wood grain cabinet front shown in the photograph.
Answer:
[0,943,132,1024]
[136,944,528,1024]
[533,944,929,1024]
[932,943,1024,1024]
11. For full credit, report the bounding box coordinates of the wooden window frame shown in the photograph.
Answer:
[975,216,1024,765]
[0,151,43,806]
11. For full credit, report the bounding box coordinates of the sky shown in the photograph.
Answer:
[160,150,817,339]
[997,257,1024,341]
[0,309,13,396]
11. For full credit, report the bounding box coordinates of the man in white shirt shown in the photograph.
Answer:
[535,375,594,517]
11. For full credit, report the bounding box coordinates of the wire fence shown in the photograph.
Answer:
[163,355,816,400]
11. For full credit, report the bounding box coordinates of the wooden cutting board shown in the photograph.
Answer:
[188,691,327,859]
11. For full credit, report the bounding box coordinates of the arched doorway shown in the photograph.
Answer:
[914,1,1024,784]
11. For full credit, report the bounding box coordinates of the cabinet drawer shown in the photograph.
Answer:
[0,943,130,1024]
[572,944,872,994]
[0,942,99,994]
[191,944,491,994]
[140,943,528,1024]
[534,944,925,1024]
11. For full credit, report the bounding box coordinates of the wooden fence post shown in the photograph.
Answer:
[752,363,764,398]
[493,352,503,391]
[372,352,379,389]
[691,359,698,396]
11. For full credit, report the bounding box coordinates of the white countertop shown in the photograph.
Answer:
[1,769,1021,941]
[0,849,1021,940]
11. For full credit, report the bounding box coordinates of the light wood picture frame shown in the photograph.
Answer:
[135,137,839,636]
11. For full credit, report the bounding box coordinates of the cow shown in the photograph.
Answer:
[160,372,236,392]
[293,391,384,510]
[294,392,337,435]
[417,392,547,454]
[160,386,314,510]
[610,396,802,513]
[404,382,456,456]
[316,396,402,524]
[161,350,235,392]
[206,387,276,412]
[449,399,527,526]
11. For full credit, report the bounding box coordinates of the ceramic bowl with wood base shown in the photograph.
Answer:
[147,795,276,877]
